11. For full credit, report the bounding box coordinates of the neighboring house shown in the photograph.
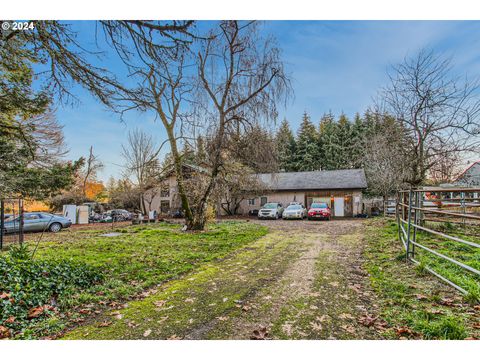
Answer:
[146,167,368,218]
[239,169,368,217]
[455,161,480,187]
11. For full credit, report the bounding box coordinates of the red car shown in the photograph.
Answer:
[307,202,331,220]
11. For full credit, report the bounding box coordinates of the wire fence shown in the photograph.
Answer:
[396,188,480,295]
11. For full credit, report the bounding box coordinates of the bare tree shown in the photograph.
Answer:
[121,129,162,214]
[363,114,409,202]
[216,161,265,215]
[188,21,290,229]
[380,49,480,186]
[427,150,464,185]
[81,146,104,197]
[109,21,290,230]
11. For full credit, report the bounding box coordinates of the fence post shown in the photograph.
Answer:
[412,190,419,259]
[405,190,413,261]
[19,198,24,245]
[0,199,4,250]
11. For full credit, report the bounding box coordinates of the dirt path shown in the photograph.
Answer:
[64,219,387,340]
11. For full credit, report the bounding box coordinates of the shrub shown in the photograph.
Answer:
[0,245,103,338]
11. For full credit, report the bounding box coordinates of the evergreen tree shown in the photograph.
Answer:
[275,118,297,171]
[319,112,339,170]
[335,113,353,169]
[350,113,367,168]
[294,112,321,171]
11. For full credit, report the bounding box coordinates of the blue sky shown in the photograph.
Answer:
[53,21,480,181]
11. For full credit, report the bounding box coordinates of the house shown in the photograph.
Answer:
[238,169,367,217]
[146,167,368,218]
[145,164,207,215]
[455,161,480,187]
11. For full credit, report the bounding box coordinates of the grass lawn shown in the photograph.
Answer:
[364,218,480,339]
[412,221,480,302]
[0,221,268,339]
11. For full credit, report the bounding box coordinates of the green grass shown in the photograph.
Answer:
[0,221,268,339]
[364,218,479,339]
[409,222,480,302]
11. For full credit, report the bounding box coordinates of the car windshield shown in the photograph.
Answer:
[263,203,278,209]
[287,205,302,210]
[311,203,328,209]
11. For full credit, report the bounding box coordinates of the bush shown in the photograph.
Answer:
[0,245,103,338]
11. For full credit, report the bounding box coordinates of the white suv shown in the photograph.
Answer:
[258,203,284,220]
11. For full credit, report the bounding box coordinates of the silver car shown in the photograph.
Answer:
[282,204,307,220]
[258,203,284,220]
[2,212,72,234]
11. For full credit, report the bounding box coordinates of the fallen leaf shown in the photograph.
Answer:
[79,308,91,314]
[396,326,414,336]
[223,297,229,302]
[0,325,10,339]
[27,306,46,319]
[465,337,479,340]
[374,319,389,331]
[143,329,152,337]
[216,316,229,321]
[329,281,340,287]
[358,314,378,327]
[316,315,329,323]
[0,292,11,299]
[415,294,428,301]
[472,323,480,329]
[310,322,323,331]
[4,316,15,324]
[168,334,182,340]
[250,326,269,340]
[98,321,112,327]
[439,298,455,306]
[310,305,318,310]
[341,325,356,334]
[154,300,166,308]
[127,321,137,328]
[184,298,195,303]
[242,305,251,312]
[339,313,355,320]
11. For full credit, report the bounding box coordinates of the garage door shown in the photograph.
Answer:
[334,197,344,217]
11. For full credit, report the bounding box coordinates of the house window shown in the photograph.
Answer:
[160,185,170,198]
[160,200,170,214]
[260,197,268,206]
[248,198,256,206]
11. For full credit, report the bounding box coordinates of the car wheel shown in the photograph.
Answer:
[49,222,62,233]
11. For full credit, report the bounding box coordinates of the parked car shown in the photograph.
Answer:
[2,212,72,234]
[282,204,307,220]
[258,203,284,220]
[307,202,331,220]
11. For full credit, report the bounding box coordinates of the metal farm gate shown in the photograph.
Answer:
[0,198,25,249]
[396,188,480,294]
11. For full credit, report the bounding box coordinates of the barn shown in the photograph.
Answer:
[238,169,368,217]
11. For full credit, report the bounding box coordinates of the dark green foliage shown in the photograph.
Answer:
[275,118,297,171]
[0,244,103,338]
[293,112,321,171]
[0,29,82,199]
